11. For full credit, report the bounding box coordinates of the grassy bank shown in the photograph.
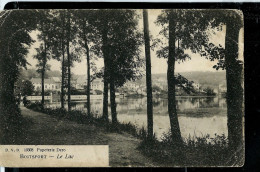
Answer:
[138,132,243,166]
[26,102,242,166]
[26,102,148,140]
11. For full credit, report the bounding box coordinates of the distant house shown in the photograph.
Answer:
[219,84,227,93]
[124,81,142,91]
[75,75,87,89]
[74,75,103,91]
[91,79,103,91]
[136,86,146,95]
[192,82,200,90]
[31,77,61,91]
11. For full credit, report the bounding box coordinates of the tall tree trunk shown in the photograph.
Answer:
[83,22,91,116]
[41,42,47,106]
[67,15,71,112]
[110,57,117,125]
[102,70,109,121]
[102,23,109,122]
[61,15,65,109]
[86,46,91,116]
[61,41,65,109]
[168,11,182,146]
[0,74,21,144]
[41,68,45,105]
[225,21,243,153]
[0,35,22,144]
[143,9,153,140]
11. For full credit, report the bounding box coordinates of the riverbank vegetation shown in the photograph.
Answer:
[26,101,239,166]
[139,132,243,166]
[26,102,148,139]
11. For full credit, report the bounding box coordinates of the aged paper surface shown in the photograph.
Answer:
[0,145,109,167]
[0,9,244,167]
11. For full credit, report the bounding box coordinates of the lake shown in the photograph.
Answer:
[45,96,227,140]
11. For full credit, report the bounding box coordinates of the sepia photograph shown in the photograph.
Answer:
[0,9,244,167]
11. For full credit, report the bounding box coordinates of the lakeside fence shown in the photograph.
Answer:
[26,94,104,102]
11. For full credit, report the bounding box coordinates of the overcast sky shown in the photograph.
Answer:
[25,9,244,75]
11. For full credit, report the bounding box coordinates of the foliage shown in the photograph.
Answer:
[92,10,145,87]
[74,10,99,64]
[94,90,103,95]
[0,10,37,83]
[175,74,196,94]
[0,10,39,144]
[204,87,216,96]
[26,102,241,166]
[26,102,149,139]
[71,89,87,95]
[138,131,242,166]
[20,80,34,96]
[155,10,229,68]
[152,85,162,92]
[34,44,51,74]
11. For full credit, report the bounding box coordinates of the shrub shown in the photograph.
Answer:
[137,130,238,166]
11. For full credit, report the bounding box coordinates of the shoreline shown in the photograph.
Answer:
[23,102,241,167]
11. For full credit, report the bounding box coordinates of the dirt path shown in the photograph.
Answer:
[19,106,157,167]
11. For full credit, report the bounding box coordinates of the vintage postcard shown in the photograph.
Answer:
[0,9,244,167]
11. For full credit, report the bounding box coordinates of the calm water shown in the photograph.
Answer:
[46,96,227,140]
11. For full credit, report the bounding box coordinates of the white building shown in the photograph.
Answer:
[75,75,87,89]
[31,77,61,91]
[192,82,200,91]
[91,79,103,91]
[124,81,142,91]
[74,75,104,91]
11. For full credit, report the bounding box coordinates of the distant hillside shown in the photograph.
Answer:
[46,70,61,78]
[65,71,226,89]
[19,68,61,80]
[153,71,226,88]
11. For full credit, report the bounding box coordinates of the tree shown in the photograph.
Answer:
[48,10,81,110]
[224,11,243,154]
[204,87,216,96]
[61,10,82,111]
[174,74,196,94]
[90,10,143,125]
[92,10,143,124]
[202,10,244,155]
[49,10,67,109]
[21,80,35,96]
[75,10,99,116]
[0,10,38,143]
[98,12,110,122]
[34,44,51,105]
[81,13,111,121]
[106,10,143,125]
[152,85,162,93]
[156,10,219,145]
[194,10,244,155]
[66,11,72,111]
[167,10,183,146]
[157,10,244,159]
[143,9,154,140]
[34,10,56,106]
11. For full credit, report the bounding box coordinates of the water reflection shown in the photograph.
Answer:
[45,96,227,140]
